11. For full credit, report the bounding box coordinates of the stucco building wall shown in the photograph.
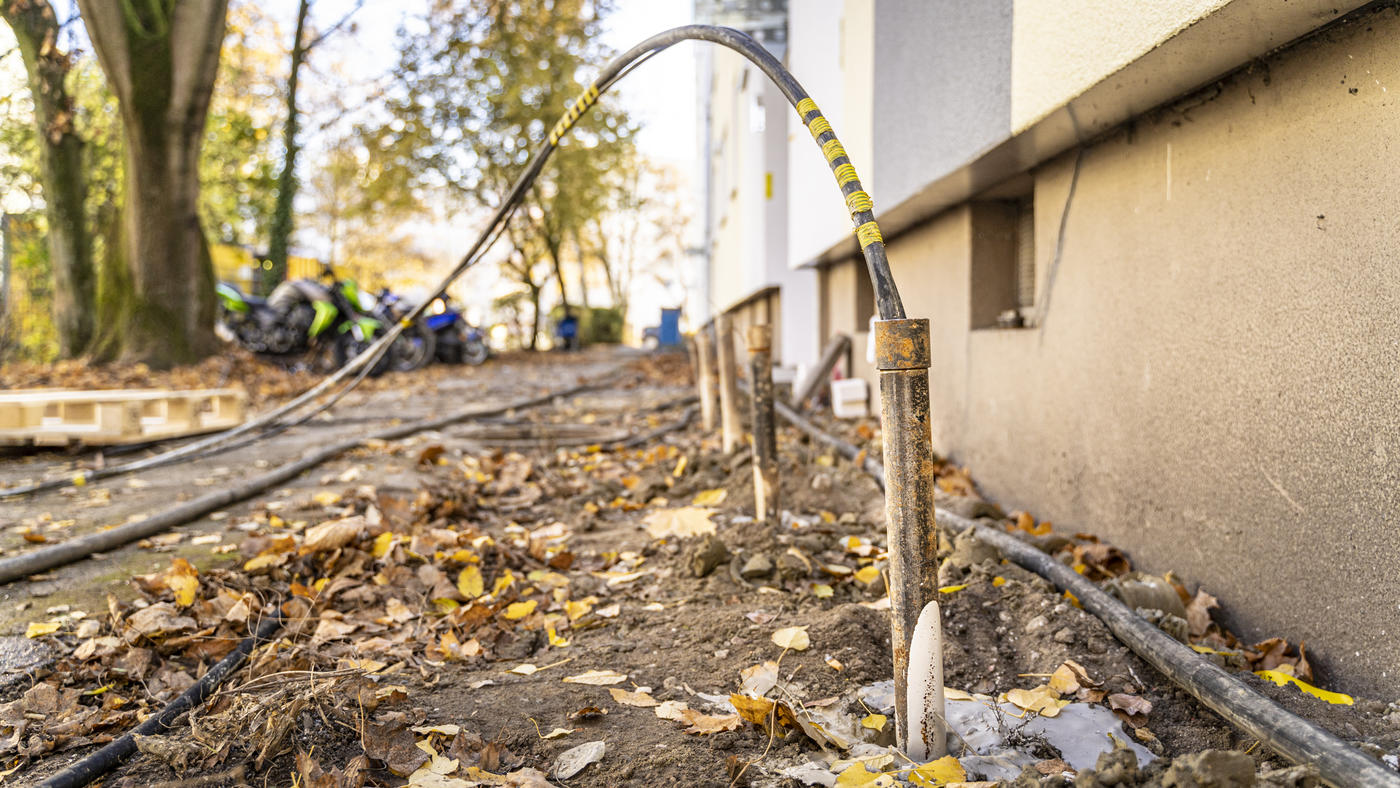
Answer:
[867,11,1400,694]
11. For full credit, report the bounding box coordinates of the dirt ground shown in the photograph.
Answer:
[1,348,1398,787]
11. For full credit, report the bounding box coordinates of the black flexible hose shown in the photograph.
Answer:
[37,610,286,788]
[3,24,902,500]
[761,397,1397,787]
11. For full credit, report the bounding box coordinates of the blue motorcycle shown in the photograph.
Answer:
[424,297,489,365]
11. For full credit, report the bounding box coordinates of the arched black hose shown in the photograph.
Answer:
[3,24,902,500]
[37,610,286,788]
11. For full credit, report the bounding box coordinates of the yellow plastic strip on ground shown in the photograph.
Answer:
[1255,670,1354,705]
[855,221,883,249]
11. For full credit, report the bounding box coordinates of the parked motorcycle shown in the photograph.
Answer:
[215,282,300,354]
[217,270,392,376]
[373,289,437,372]
[426,297,489,365]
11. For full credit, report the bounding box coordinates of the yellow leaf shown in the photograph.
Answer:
[908,755,967,787]
[503,600,537,620]
[26,621,61,638]
[729,694,776,725]
[673,456,688,477]
[771,626,810,651]
[457,566,485,598]
[547,626,570,647]
[1004,685,1070,717]
[565,599,593,621]
[860,713,887,731]
[1255,670,1353,705]
[449,548,478,563]
[372,532,395,558]
[813,584,834,599]
[835,762,894,786]
[691,488,727,506]
[992,576,1006,587]
[937,584,967,594]
[312,490,341,506]
[491,571,516,595]
[168,573,198,607]
[243,553,286,572]
[853,566,881,585]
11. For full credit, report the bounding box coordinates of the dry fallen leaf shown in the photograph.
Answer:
[860,713,887,731]
[691,488,727,506]
[562,669,627,686]
[740,661,779,697]
[1107,693,1154,717]
[25,621,61,638]
[458,566,485,599]
[654,701,689,721]
[835,761,895,786]
[503,600,537,620]
[678,709,742,735]
[771,625,810,651]
[552,740,604,780]
[164,558,199,608]
[1004,685,1070,718]
[909,755,967,787]
[300,515,365,554]
[643,506,717,539]
[608,688,659,707]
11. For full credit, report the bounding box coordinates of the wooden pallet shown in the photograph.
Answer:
[0,388,247,447]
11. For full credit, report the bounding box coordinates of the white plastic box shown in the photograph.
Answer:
[830,378,869,419]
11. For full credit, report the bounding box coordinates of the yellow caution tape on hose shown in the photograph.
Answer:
[845,190,873,214]
[796,97,818,117]
[834,163,858,186]
[821,139,847,164]
[548,82,601,145]
[855,221,883,249]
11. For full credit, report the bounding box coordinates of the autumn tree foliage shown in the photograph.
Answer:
[373,0,636,345]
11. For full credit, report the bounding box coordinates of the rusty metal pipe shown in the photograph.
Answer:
[716,314,743,453]
[875,318,937,750]
[694,331,718,432]
[747,324,779,524]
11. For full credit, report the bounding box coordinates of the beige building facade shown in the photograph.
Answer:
[779,0,1398,695]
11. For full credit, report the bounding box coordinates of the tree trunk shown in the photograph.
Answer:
[265,0,310,291]
[527,283,542,351]
[77,0,228,367]
[2,0,95,358]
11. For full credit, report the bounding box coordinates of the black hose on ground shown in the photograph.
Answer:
[37,610,286,788]
[764,399,1396,787]
[0,380,608,585]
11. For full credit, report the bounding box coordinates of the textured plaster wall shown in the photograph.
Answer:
[872,0,1013,212]
[1009,0,1228,131]
[884,10,1400,696]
